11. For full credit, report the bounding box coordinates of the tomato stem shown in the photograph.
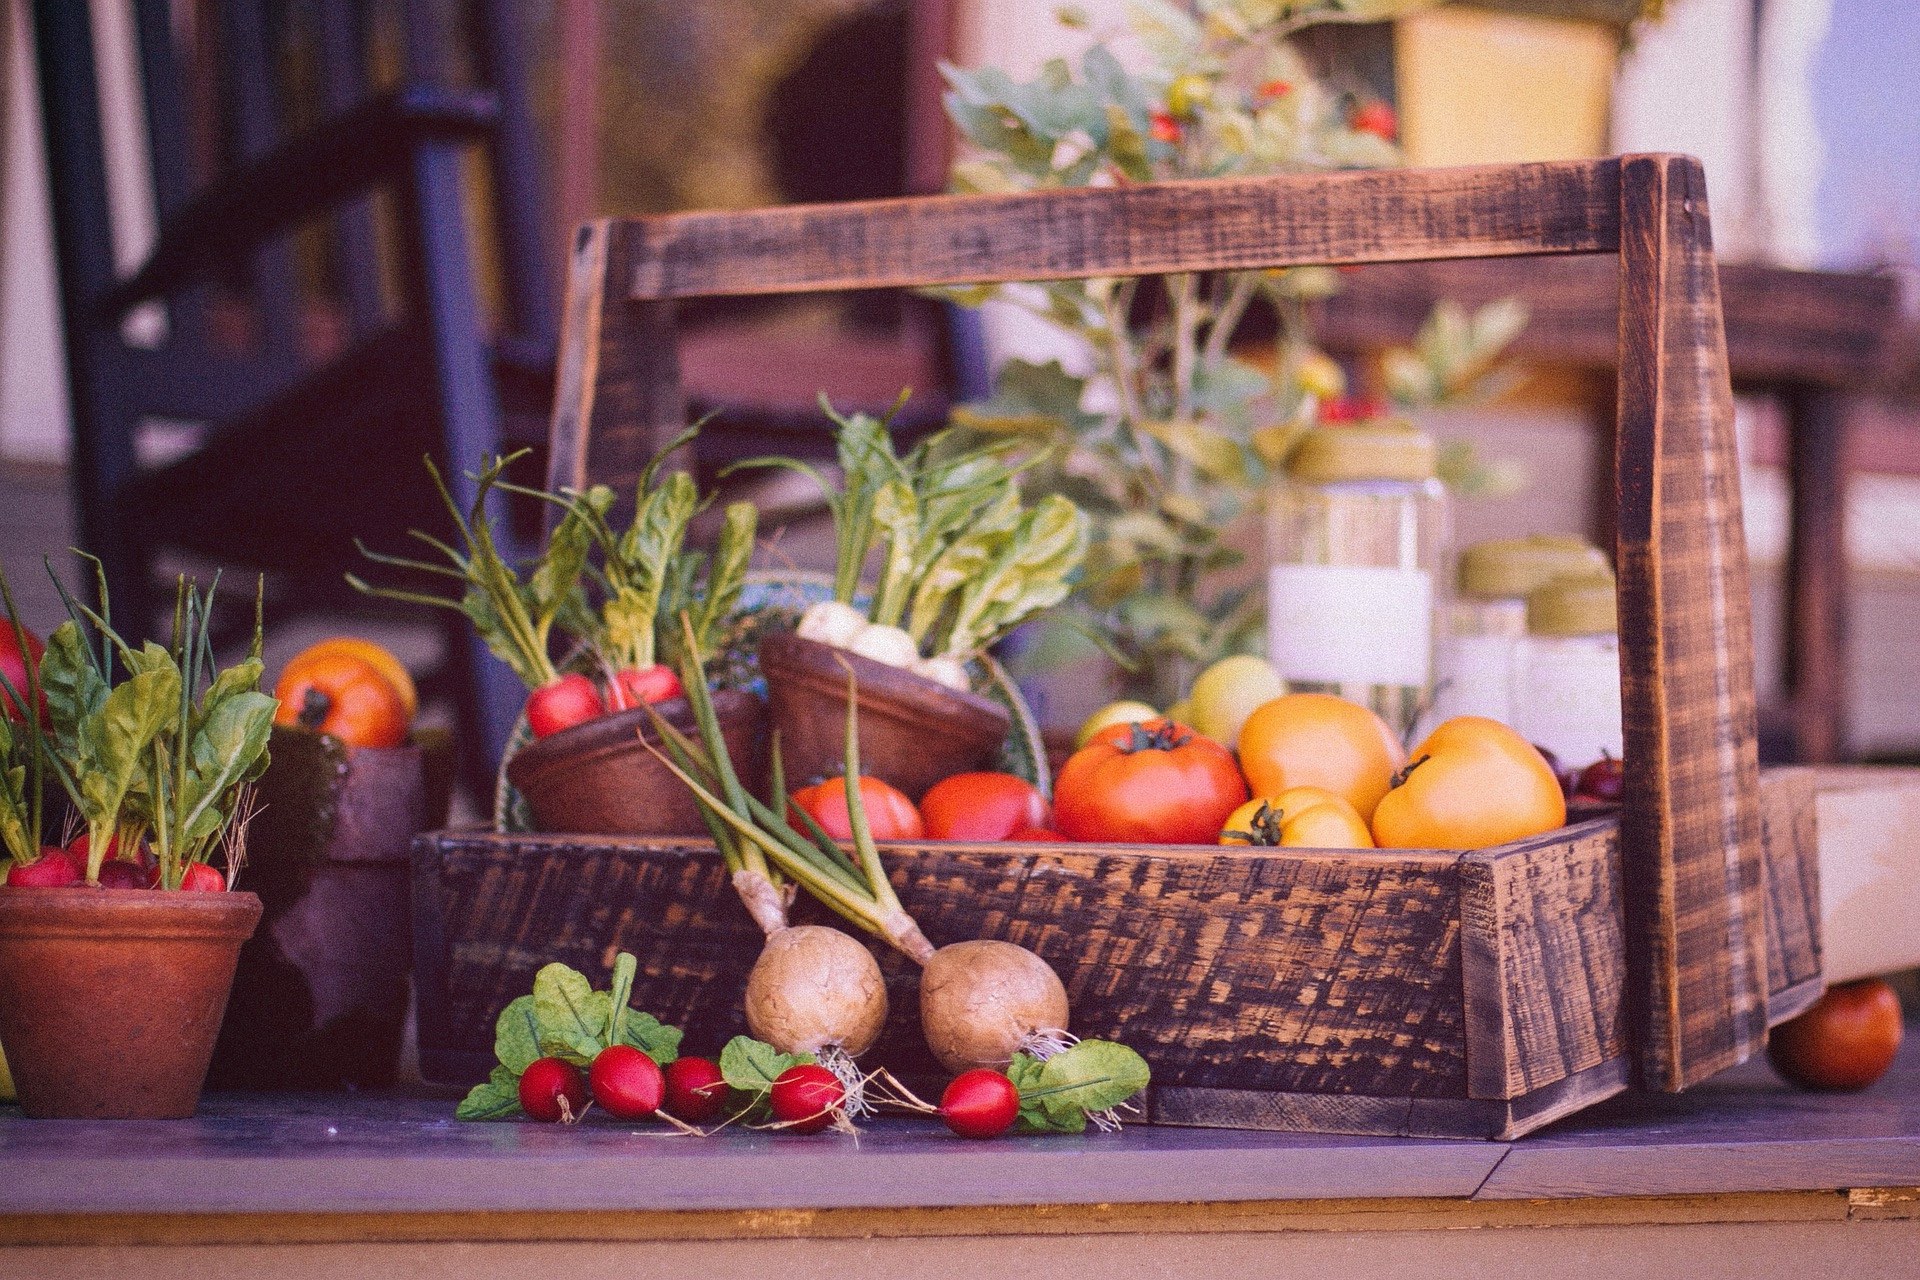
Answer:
[1390,754,1431,790]
[296,687,332,731]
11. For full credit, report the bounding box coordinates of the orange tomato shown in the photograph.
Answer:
[1370,716,1565,850]
[281,637,417,721]
[274,650,410,748]
[1236,693,1406,821]
[1220,786,1372,850]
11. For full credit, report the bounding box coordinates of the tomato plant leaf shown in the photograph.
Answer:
[456,1065,524,1122]
[493,995,542,1075]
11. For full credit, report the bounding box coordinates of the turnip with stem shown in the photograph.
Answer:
[645,618,1076,1091]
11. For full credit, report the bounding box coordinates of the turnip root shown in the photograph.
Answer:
[745,925,888,1057]
[846,621,918,668]
[911,655,970,692]
[919,939,1070,1072]
[797,600,868,650]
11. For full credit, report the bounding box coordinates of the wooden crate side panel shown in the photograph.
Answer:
[1460,821,1628,1100]
[619,160,1624,300]
[1758,766,1823,1014]
[418,835,1473,1097]
[1614,153,1769,1090]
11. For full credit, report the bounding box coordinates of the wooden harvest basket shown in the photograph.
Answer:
[415,155,1823,1138]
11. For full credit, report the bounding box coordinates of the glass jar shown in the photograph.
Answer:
[1512,571,1623,769]
[1422,536,1612,733]
[1265,422,1448,737]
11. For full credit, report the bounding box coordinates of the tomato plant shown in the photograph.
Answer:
[1371,716,1565,850]
[789,776,924,842]
[273,650,410,748]
[1053,719,1248,845]
[919,772,1048,841]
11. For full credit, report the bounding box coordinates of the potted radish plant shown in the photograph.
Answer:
[0,562,273,1118]
[742,397,1089,799]
[354,442,764,835]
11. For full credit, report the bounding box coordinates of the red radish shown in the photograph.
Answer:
[919,773,1048,842]
[589,1045,665,1120]
[96,860,147,890]
[0,623,45,724]
[769,1063,844,1134]
[1575,752,1625,804]
[525,674,604,738]
[519,1056,588,1123]
[664,1056,728,1123]
[611,665,683,710]
[67,832,122,862]
[5,848,81,888]
[939,1069,1020,1139]
[179,863,227,892]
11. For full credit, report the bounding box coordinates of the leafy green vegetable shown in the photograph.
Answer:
[718,1034,814,1095]
[1036,1039,1151,1121]
[533,963,605,1067]
[494,996,542,1075]
[457,1065,524,1121]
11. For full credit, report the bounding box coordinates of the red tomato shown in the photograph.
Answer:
[1350,100,1398,141]
[273,651,409,748]
[789,777,924,842]
[525,673,604,738]
[1053,719,1249,845]
[919,773,1048,841]
[1008,826,1064,843]
[1767,978,1903,1091]
[610,664,683,710]
[0,623,46,724]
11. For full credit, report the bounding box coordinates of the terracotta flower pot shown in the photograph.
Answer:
[759,629,1012,801]
[504,689,768,836]
[0,887,262,1118]
[209,727,453,1089]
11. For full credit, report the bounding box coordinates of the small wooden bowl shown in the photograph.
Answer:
[759,629,1011,800]
[504,689,768,836]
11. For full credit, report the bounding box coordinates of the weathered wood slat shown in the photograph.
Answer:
[1613,153,1769,1090]
[1460,821,1628,1101]
[1758,767,1822,1020]
[619,160,1623,300]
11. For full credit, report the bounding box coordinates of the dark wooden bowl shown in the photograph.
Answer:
[758,629,1011,800]
[503,689,767,836]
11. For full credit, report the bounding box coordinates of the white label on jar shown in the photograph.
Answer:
[1430,633,1518,725]
[1513,640,1623,768]
[1267,564,1433,687]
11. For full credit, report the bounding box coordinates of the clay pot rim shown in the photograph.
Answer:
[0,887,263,939]
[760,630,1010,733]
[505,688,756,787]
[272,723,428,759]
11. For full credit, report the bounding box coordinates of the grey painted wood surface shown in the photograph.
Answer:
[1,1036,1914,1216]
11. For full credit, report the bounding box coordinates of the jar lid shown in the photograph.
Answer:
[1459,535,1610,599]
[1527,571,1619,637]
[1286,422,1436,484]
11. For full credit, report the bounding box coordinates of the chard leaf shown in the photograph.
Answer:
[532,963,604,1066]
[718,1035,812,1094]
[77,666,179,831]
[494,995,542,1074]
[179,689,274,845]
[457,1064,524,1121]
[40,621,106,765]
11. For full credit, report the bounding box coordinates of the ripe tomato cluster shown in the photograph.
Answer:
[785,771,1054,845]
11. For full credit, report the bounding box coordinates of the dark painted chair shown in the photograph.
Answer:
[31,0,548,777]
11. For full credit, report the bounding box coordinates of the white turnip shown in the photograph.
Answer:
[919,939,1070,1072]
[744,925,888,1058]
[845,621,918,668]
[911,655,970,691]
[796,600,868,649]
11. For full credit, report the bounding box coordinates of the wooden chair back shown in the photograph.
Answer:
[546,155,1765,1093]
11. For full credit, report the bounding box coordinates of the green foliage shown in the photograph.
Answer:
[1008,1038,1152,1134]
[941,2,1526,703]
[459,954,685,1123]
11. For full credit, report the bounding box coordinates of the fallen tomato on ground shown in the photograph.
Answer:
[1767,978,1903,1092]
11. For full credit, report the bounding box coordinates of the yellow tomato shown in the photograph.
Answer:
[1075,700,1158,750]
[1187,654,1286,751]
[1220,786,1373,849]
[1371,716,1566,850]
[1295,351,1347,400]
[1237,693,1406,821]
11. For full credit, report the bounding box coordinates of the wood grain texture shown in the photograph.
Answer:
[415,833,1475,1100]
[544,220,684,508]
[1757,767,1823,1017]
[615,160,1623,300]
[1613,153,1768,1091]
[1460,820,1628,1100]
[1316,257,1897,390]
[1783,389,1851,762]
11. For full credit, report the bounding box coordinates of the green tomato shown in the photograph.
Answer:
[1187,655,1286,750]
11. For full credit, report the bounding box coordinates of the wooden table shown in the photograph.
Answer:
[3,1035,1916,1278]
[1320,257,1901,764]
